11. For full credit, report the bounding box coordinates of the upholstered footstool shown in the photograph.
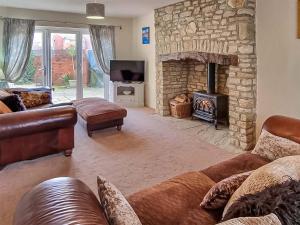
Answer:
[72,98,127,137]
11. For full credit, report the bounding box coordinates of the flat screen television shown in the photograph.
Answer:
[110,60,145,82]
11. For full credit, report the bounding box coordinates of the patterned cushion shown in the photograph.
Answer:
[97,176,142,225]
[0,100,12,114]
[252,130,300,161]
[17,91,51,108]
[0,94,26,112]
[217,214,281,225]
[200,171,252,209]
[223,156,300,218]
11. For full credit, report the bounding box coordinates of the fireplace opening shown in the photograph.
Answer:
[192,62,229,129]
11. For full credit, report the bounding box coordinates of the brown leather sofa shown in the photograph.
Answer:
[13,115,300,225]
[0,88,77,167]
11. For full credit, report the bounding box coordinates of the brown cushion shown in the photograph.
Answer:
[223,156,300,218]
[73,98,127,124]
[201,153,270,182]
[128,172,217,225]
[0,100,12,114]
[200,171,252,210]
[178,208,218,225]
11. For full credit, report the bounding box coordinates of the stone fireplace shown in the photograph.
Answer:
[155,0,256,150]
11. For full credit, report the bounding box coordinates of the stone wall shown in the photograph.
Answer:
[155,0,256,150]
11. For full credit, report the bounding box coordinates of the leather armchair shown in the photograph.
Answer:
[0,106,77,167]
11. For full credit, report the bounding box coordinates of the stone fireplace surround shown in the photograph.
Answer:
[155,0,256,150]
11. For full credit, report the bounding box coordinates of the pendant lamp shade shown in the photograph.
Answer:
[86,3,105,19]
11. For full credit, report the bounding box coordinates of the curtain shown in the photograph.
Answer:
[2,18,35,82]
[89,25,116,75]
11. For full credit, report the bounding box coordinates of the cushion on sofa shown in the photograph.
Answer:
[0,94,26,112]
[18,91,52,108]
[128,171,217,225]
[223,179,300,224]
[252,129,300,161]
[217,214,281,225]
[97,176,142,225]
[202,153,270,183]
[201,171,252,210]
[223,156,300,218]
[0,100,12,114]
[0,89,11,97]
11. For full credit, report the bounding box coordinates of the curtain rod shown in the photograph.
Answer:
[0,16,122,30]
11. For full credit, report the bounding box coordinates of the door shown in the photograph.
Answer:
[6,27,107,101]
[49,32,79,103]
[22,27,107,103]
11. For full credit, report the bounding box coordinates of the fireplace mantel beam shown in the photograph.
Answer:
[158,52,238,66]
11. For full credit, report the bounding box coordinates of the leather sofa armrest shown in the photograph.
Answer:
[262,115,300,144]
[14,177,109,225]
[0,106,77,139]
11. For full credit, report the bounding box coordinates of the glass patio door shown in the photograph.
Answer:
[49,31,81,103]
[27,27,106,103]
[4,27,107,102]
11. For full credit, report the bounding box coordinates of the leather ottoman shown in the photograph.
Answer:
[72,98,127,137]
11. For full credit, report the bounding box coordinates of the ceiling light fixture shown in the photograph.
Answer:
[86,3,105,20]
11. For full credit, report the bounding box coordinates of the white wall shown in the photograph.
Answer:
[132,12,156,109]
[0,7,133,60]
[256,0,300,136]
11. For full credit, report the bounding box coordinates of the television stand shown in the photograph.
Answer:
[109,81,144,107]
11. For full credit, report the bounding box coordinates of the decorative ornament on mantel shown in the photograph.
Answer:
[86,1,105,20]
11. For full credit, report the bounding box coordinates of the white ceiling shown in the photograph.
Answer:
[0,0,180,18]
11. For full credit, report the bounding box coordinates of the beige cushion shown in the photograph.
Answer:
[97,176,142,225]
[252,129,300,161]
[223,156,300,217]
[0,89,11,98]
[200,171,252,209]
[217,213,281,225]
[0,100,12,114]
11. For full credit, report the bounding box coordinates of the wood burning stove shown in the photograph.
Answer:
[192,63,229,129]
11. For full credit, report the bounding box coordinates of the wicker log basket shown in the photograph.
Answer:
[169,94,193,119]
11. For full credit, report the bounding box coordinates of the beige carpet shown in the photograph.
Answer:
[0,108,235,225]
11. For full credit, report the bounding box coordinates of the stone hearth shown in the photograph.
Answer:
[155,0,256,150]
